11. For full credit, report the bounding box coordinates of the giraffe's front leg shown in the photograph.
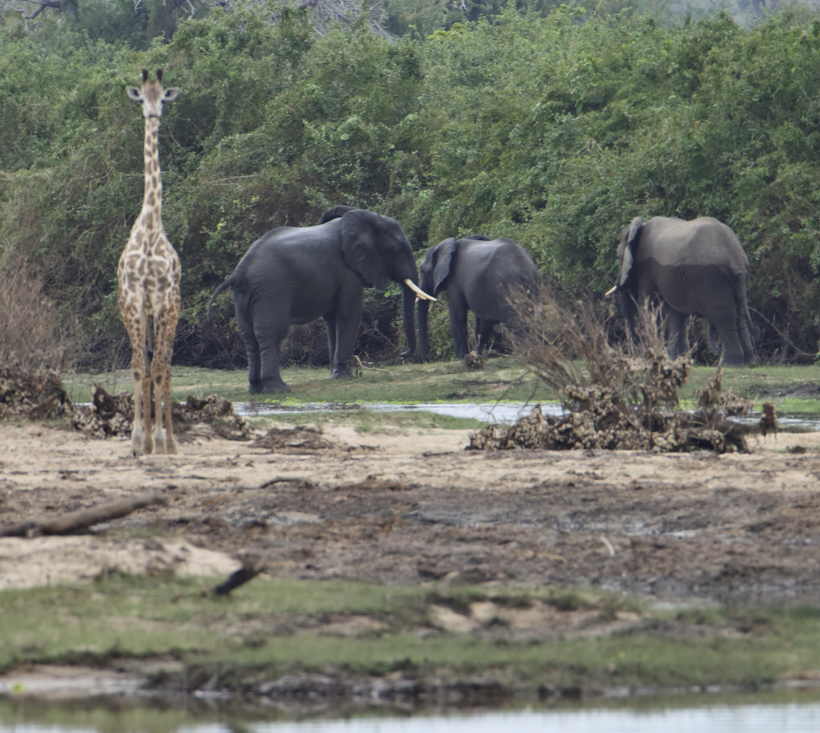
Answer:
[152,302,179,454]
[126,326,152,456]
[130,362,154,457]
[151,367,177,454]
[131,371,146,457]
[141,367,155,455]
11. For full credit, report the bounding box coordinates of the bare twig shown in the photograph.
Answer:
[0,493,166,537]
[353,355,395,378]
[15,0,61,19]
[600,535,616,556]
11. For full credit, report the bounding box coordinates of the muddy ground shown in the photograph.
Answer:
[2,420,820,604]
[4,417,820,705]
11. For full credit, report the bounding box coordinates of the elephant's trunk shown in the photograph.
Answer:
[617,288,640,341]
[400,282,417,359]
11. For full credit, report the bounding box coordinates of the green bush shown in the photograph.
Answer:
[5,5,820,371]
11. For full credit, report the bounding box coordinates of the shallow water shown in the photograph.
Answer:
[235,401,562,424]
[5,699,820,733]
[215,703,820,732]
[236,401,820,431]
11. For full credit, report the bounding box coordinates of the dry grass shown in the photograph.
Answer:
[0,256,72,372]
[508,284,690,410]
[470,285,750,453]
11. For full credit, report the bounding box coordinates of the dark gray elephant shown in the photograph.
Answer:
[207,208,434,393]
[418,236,540,359]
[607,216,757,366]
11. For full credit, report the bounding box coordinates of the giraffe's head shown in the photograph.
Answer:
[127,69,179,119]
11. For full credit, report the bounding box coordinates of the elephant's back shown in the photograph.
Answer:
[645,217,748,268]
[462,238,538,319]
[240,222,341,263]
[463,238,536,271]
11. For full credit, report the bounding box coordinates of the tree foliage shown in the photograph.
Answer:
[3,3,820,370]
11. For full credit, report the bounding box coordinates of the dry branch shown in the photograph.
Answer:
[0,492,166,537]
[211,556,267,596]
[475,284,752,453]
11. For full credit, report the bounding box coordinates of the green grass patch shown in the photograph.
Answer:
[61,358,551,423]
[253,408,484,432]
[60,361,820,431]
[4,575,820,694]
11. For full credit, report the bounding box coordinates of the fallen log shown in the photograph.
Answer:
[211,556,267,596]
[0,493,167,537]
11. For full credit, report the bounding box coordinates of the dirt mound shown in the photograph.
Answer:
[0,366,74,420]
[252,425,340,452]
[72,386,253,442]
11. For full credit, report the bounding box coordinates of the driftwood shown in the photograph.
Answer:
[0,492,166,538]
[211,556,267,596]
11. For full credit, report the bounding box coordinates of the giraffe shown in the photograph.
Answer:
[118,68,181,457]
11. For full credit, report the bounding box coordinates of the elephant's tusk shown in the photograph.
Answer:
[405,279,437,302]
[604,285,618,297]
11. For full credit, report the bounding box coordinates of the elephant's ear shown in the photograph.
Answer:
[318,205,356,225]
[617,217,643,287]
[340,209,391,290]
[432,238,458,293]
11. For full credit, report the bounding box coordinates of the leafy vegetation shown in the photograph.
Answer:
[3,3,820,373]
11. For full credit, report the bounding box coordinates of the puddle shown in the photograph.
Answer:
[236,401,820,430]
[235,401,565,424]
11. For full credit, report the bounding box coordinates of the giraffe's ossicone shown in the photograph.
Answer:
[118,69,182,457]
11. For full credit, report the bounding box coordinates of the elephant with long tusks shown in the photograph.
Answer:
[607,216,757,366]
[206,208,435,393]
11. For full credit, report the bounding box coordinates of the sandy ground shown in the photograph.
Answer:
[2,420,820,604]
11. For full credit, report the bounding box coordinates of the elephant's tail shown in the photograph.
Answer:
[203,276,235,338]
[736,275,758,364]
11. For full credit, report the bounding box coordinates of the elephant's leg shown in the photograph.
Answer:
[330,291,363,379]
[255,322,292,393]
[235,309,264,394]
[323,312,339,376]
[707,297,755,367]
[475,318,496,355]
[738,311,758,365]
[715,328,746,367]
[711,317,754,366]
[664,306,689,359]
[707,322,721,354]
[448,293,470,359]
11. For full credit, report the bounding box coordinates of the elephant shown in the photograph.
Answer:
[206,208,434,393]
[607,216,757,367]
[418,236,540,359]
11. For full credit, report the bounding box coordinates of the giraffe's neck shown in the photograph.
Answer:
[141,115,163,224]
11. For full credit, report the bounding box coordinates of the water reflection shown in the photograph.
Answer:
[221,703,820,732]
[5,700,820,733]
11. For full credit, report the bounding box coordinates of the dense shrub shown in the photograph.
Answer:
[3,5,820,371]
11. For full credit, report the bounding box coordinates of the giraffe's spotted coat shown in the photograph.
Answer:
[117,70,181,458]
